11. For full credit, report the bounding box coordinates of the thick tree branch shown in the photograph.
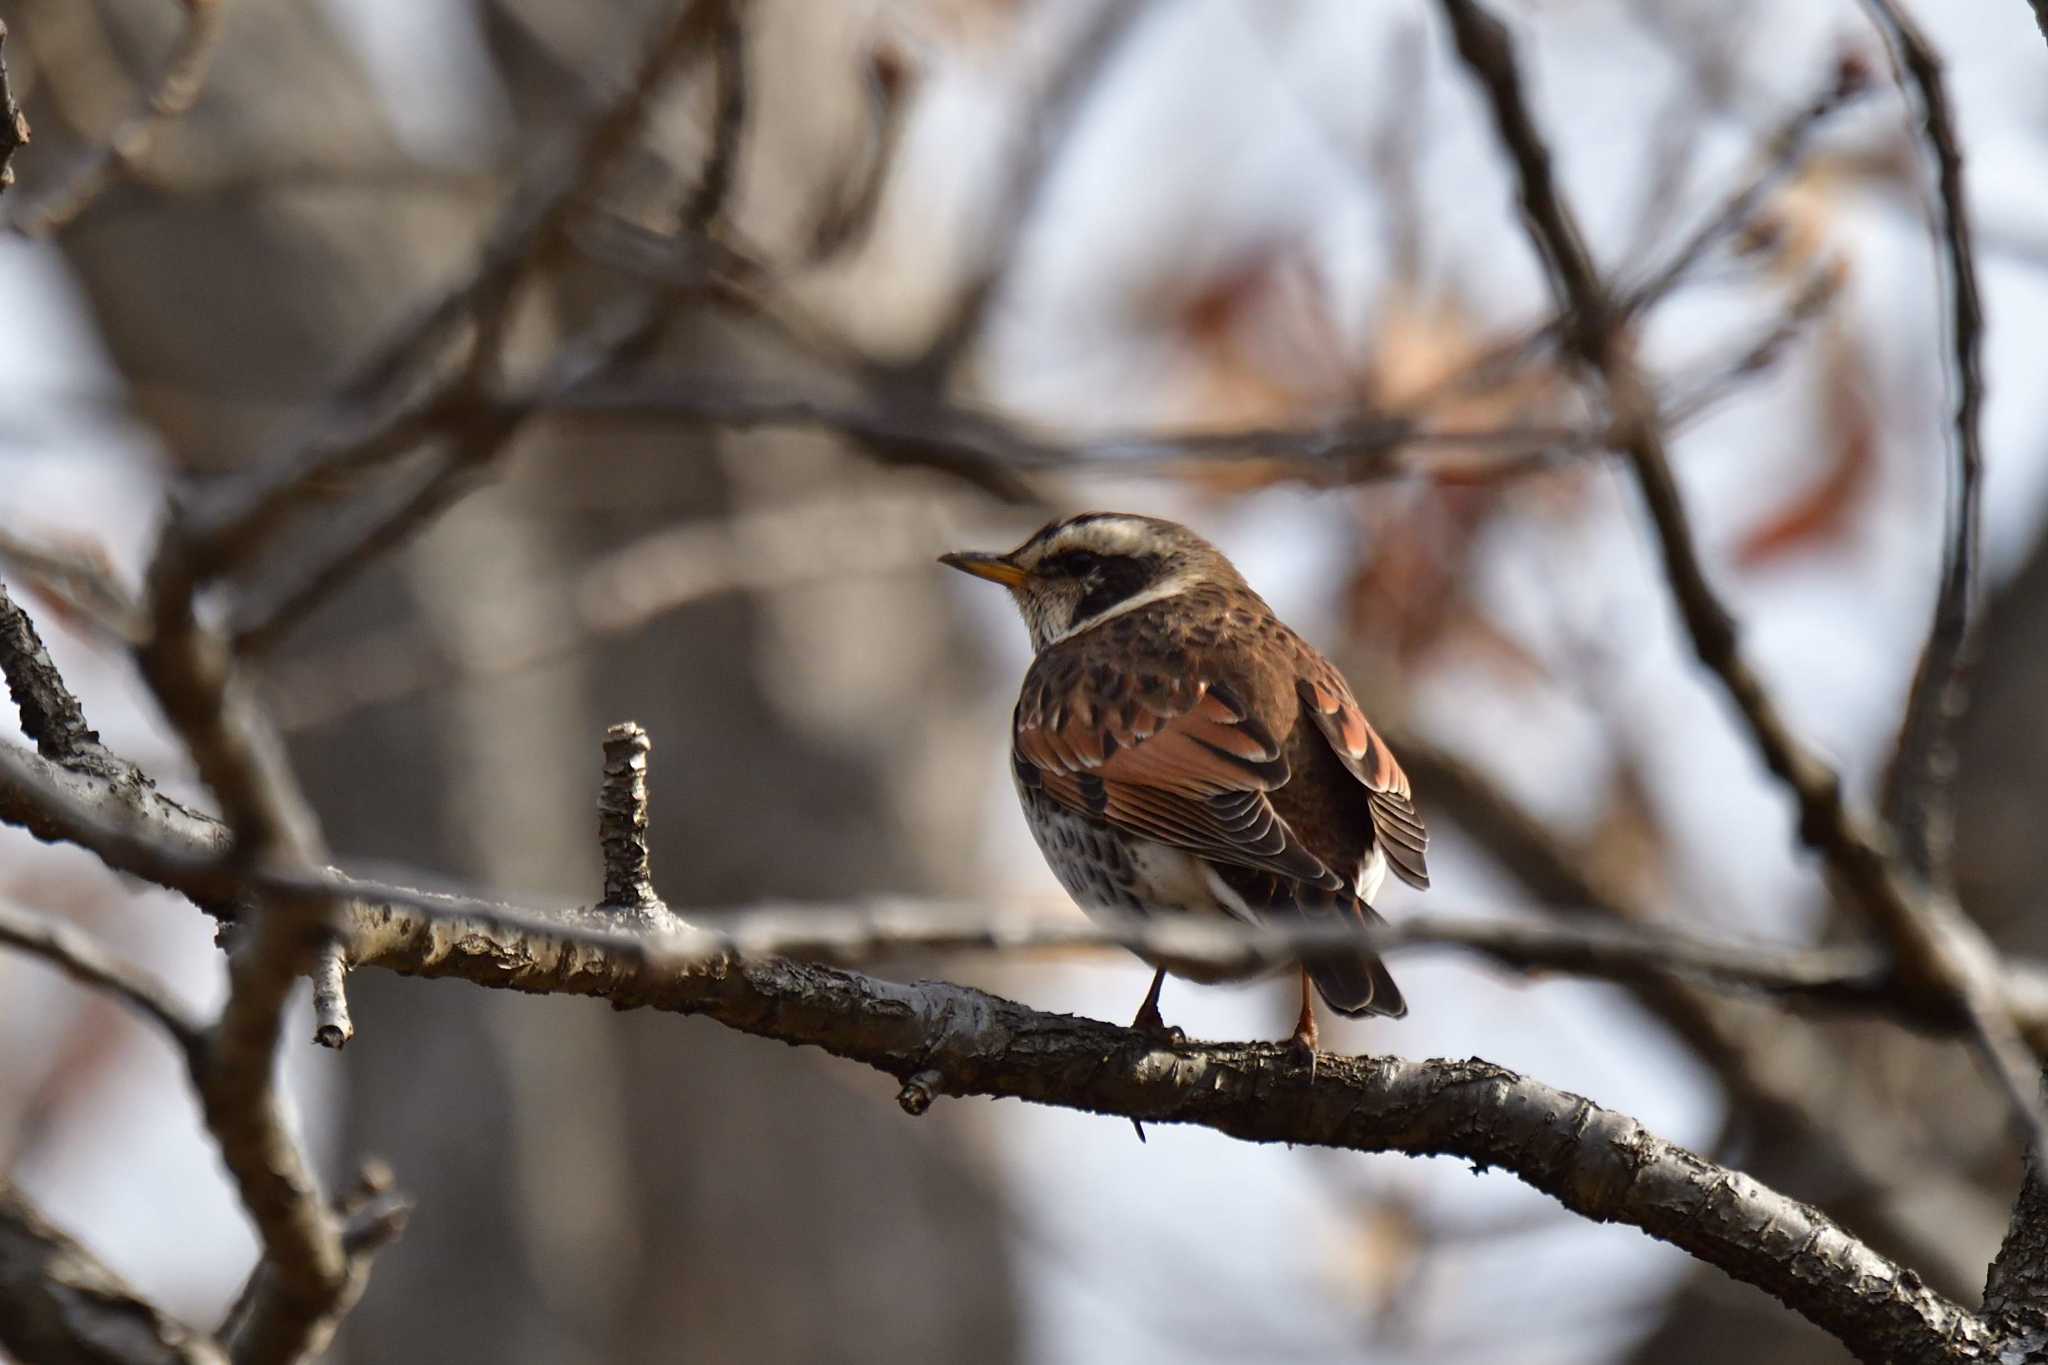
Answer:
[1987,1136,2048,1332]
[0,1182,225,1365]
[339,904,1991,1365]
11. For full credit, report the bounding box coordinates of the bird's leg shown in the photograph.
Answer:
[1289,967,1320,1076]
[1127,967,1182,1144]
[1130,966,1183,1043]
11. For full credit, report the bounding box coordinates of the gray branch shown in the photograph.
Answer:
[0,1181,226,1365]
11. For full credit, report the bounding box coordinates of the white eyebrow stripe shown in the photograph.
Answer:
[1042,517,1151,558]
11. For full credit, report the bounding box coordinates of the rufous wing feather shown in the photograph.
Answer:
[1295,670,1430,890]
[1014,660,1341,891]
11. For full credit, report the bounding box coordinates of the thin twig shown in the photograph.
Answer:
[0,902,204,1047]
[680,0,747,233]
[7,0,225,236]
[1621,55,1870,316]
[906,0,1149,383]
[552,378,1601,484]
[1661,263,1844,429]
[598,722,658,912]
[1861,0,1988,890]
[181,0,722,583]
[311,943,353,1050]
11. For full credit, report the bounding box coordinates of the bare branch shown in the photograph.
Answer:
[0,1181,226,1365]
[1394,733,2005,1294]
[7,0,225,236]
[1861,0,1988,890]
[17,714,2048,1049]
[598,722,658,913]
[0,902,204,1048]
[1433,0,2046,1157]
[310,943,352,1050]
[136,540,321,859]
[1,582,100,764]
[179,0,725,586]
[1621,55,1870,316]
[907,0,1149,383]
[340,905,1992,1365]
[680,0,747,234]
[1660,263,1844,429]
[130,532,359,1361]
[1987,1132,2048,1331]
[216,1164,409,1357]
[550,377,1601,486]
[0,20,26,196]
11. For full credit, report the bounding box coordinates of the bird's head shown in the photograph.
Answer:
[940,512,1243,652]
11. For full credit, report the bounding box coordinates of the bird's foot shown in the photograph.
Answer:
[1133,1015,1186,1047]
[1131,970,1184,1045]
[1288,994,1320,1080]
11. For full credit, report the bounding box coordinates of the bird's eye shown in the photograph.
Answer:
[1060,551,1101,577]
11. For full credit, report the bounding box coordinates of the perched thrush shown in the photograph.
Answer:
[942,512,1428,1055]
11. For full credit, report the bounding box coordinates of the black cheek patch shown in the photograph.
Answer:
[1068,557,1157,629]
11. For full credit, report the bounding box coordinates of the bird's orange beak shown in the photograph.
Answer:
[939,551,1030,588]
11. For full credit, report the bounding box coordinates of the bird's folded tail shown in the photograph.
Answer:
[1306,898,1406,1019]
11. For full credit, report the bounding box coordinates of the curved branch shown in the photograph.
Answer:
[1862,0,1988,890]
[0,903,204,1047]
[340,902,1990,1365]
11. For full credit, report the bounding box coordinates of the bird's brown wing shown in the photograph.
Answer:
[1294,658,1430,890]
[1013,647,1344,892]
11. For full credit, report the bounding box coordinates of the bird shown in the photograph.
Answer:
[941,511,1428,1060]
